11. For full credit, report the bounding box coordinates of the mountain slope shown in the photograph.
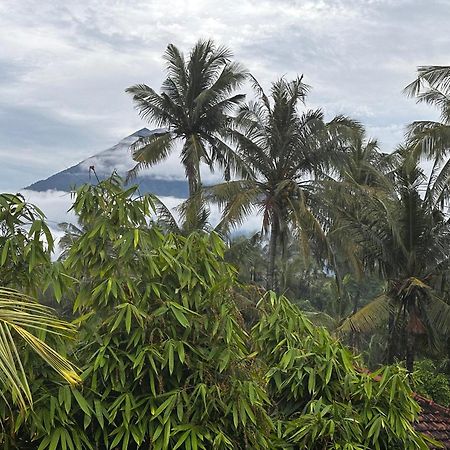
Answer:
[26,128,189,198]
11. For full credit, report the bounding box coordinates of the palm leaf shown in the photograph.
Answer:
[426,294,450,336]
[0,287,80,409]
[338,293,392,334]
[127,132,175,180]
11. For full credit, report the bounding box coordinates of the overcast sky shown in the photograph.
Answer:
[1,0,449,192]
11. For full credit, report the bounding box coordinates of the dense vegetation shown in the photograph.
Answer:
[0,179,437,449]
[0,40,449,448]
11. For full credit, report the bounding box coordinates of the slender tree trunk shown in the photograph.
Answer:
[188,176,195,198]
[267,220,279,292]
[405,331,415,373]
[350,292,361,350]
[387,303,395,365]
[187,171,200,199]
[185,159,202,230]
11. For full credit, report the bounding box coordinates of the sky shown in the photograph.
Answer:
[0,0,449,234]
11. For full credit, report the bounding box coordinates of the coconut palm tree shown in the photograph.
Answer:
[404,66,450,212]
[404,66,450,158]
[203,76,360,290]
[126,39,248,197]
[337,151,450,372]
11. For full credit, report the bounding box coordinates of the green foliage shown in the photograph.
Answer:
[126,39,248,198]
[413,359,450,408]
[0,287,79,410]
[253,293,434,449]
[0,193,54,294]
[205,76,361,290]
[1,177,432,449]
[0,194,79,412]
[334,152,450,371]
[21,177,273,449]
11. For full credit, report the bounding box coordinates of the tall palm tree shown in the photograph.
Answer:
[337,151,450,372]
[404,66,450,212]
[204,77,360,290]
[335,132,398,188]
[404,66,450,158]
[126,39,248,197]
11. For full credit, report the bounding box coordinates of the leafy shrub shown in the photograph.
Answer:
[0,178,436,449]
[413,359,450,407]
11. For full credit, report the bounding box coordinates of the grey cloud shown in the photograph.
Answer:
[1,0,449,191]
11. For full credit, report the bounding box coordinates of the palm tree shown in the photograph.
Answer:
[404,66,450,158]
[404,66,450,212]
[204,77,360,290]
[335,132,399,188]
[337,151,450,372]
[126,39,248,197]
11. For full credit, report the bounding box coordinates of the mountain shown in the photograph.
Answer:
[25,128,189,198]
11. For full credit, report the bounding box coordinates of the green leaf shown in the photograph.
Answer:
[72,389,91,417]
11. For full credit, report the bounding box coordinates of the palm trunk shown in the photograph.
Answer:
[387,297,396,364]
[405,331,415,373]
[185,163,202,231]
[187,173,199,198]
[267,220,279,292]
[350,292,361,350]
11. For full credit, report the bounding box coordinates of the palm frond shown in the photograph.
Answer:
[248,74,272,113]
[126,84,175,127]
[426,294,450,336]
[338,293,392,334]
[0,287,80,409]
[148,194,181,233]
[404,66,450,98]
[163,43,188,92]
[205,181,261,234]
[127,132,175,180]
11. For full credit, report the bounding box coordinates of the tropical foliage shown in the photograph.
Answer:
[0,178,436,449]
[413,359,450,408]
[202,77,360,289]
[334,151,450,371]
[0,194,79,411]
[3,40,450,449]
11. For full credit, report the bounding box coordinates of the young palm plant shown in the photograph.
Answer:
[336,152,450,372]
[126,39,248,197]
[203,76,360,290]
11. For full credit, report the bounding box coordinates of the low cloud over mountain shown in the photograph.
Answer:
[26,128,190,198]
[18,129,261,253]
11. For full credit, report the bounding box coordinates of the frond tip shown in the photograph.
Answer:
[0,287,80,408]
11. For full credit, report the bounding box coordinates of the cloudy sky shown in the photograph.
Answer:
[1,0,448,194]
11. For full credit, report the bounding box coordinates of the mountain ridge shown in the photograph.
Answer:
[25,128,189,198]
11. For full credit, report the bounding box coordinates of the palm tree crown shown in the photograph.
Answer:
[206,76,360,289]
[337,151,450,371]
[126,39,247,196]
[404,66,450,213]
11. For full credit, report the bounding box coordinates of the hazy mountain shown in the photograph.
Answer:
[25,128,189,198]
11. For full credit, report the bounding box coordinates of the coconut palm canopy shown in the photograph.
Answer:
[336,151,450,371]
[126,39,248,196]
[201,76,361,288]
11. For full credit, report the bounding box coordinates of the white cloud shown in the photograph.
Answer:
[1,0,448,190]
